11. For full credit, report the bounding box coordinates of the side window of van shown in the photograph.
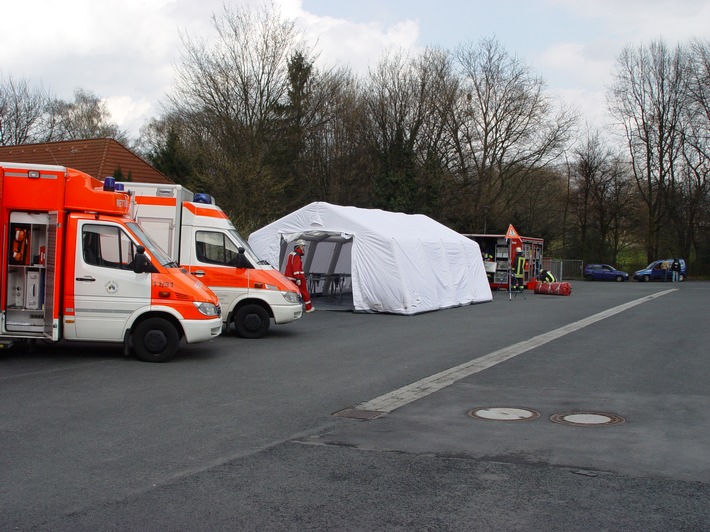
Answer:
[196,231,242,266]
[82,225,137,269]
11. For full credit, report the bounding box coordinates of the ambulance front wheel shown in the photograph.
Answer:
[234,304,270,339]
[132,318,180,362]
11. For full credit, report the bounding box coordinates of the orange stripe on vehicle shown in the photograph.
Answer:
[135,196,177,206]
[183,202,229,219]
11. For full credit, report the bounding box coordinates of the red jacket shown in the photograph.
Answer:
[285,249,306,285]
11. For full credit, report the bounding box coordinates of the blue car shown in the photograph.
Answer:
[633,259,686,282]
[584,264,629,282]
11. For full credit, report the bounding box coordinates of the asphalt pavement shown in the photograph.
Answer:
[1,280,708,530]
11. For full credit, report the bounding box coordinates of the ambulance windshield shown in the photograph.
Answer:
[127,222,176,267]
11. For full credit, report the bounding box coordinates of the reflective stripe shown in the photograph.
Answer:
[75,308,132,315]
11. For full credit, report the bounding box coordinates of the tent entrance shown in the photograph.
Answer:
[278,231,353,300]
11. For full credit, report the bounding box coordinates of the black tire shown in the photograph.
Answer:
[234,304,270,339]
[585,274,594,281]
[642,274,651,282]
[132,318,180,362]
[615,275,624,282]
[679,274,685,282]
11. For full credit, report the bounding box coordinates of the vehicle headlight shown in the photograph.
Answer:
[282,291,300,304]
[193,301,220,316]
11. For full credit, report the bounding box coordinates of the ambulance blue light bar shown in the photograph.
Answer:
[193,193,212,204]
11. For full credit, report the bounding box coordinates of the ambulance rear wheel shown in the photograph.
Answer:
[234,304,270,339]
[133,318,179,362]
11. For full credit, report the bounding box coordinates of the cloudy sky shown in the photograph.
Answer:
[2,0,708,139]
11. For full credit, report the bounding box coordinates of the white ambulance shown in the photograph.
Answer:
[122,183,302,338]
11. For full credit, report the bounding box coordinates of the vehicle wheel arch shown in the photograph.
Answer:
[125,307,185,337]
[227,297,274,323]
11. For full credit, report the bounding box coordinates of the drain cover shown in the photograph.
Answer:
[550,411,625,426]
[467,407,540,422]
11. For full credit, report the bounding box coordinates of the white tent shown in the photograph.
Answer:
[248,202,492,315]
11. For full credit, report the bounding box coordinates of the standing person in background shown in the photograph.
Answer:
[285,240,314,313]
[671,258,681,283]
[512,247,525,290]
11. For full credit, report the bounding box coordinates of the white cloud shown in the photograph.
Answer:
[105,95,153,137]
[287,4,420,74]
[532,0,709,131]
[0,0,226,137]
[539,42,612,86]
[544,0,710,43]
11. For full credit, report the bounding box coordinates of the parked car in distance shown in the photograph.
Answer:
[584,263,629,282]
[633,259,686,282]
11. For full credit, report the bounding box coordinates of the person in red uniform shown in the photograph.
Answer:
[285,239,314,313]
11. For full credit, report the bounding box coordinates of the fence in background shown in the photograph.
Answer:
[542,259,584,281]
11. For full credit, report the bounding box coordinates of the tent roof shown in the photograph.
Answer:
[258,202,471,243]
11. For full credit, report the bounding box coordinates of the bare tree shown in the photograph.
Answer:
[448,37,578,233]
[289,64,372,206]
[678,38,710,263]
[0,75,53,145]
[165,2,308,232]
[363,48,455,216]
[608,40,688,262]
[50,88,128,143]
[569,128,636,264]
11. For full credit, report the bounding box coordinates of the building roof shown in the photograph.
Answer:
[0,138,172,184]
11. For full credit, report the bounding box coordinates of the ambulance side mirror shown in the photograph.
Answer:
[134,246,151,274]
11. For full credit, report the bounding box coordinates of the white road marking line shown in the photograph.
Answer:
[356,289,676,414]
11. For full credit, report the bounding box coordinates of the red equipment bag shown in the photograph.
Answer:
[534,281,572,296]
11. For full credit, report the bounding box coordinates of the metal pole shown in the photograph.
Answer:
[508,239,512,301]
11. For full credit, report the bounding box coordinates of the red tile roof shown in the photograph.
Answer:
[0,138,172,184]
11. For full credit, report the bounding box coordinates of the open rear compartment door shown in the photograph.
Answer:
[43,212,59,340]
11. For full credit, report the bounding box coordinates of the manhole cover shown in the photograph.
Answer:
[467,407,540,422]
[550,411,625,426]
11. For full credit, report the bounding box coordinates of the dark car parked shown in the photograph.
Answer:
[584,263,629,282]
[633,259,686,282]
